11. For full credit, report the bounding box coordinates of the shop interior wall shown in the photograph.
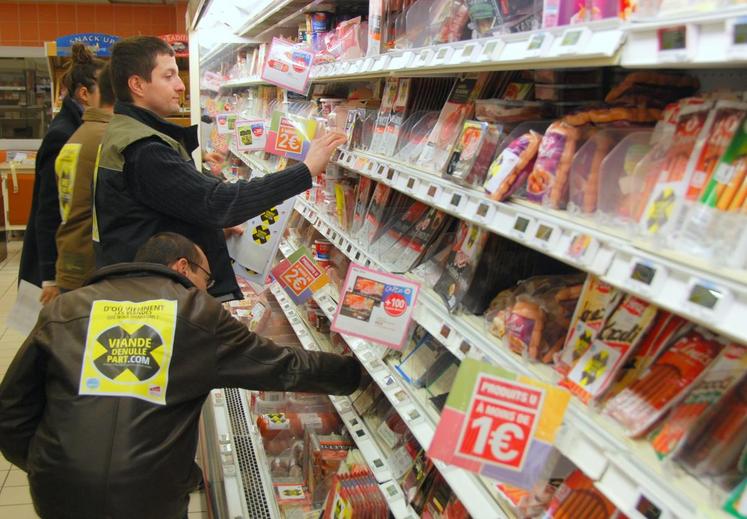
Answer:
[0,1,188,47]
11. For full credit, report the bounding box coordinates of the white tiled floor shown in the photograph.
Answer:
[0,240,209,519]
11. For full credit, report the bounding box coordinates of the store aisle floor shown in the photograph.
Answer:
[0,240,209,519]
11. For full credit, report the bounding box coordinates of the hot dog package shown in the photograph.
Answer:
[676,375,747,488]
[568,128,641,215]
[525,121,583,209]
[561,295,658,405]
[483,130,542,201]
[544,470,621,518]
[485,275,584,364]
[650,342,747,459]
[605,328,724,437]
[554,275,622,377]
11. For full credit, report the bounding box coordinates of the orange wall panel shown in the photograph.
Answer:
[0,1,187,47]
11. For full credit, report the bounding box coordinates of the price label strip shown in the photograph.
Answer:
[657,24,697,63]
[473,39,504,63]
[727,16,747,59]
[524,32,553,58]
[431,46,454,66]
[512,215,533,238]
[626,258,667,298]
[683,278,732,321]
[554,27,591,56]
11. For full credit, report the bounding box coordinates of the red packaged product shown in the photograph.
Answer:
[526,121,582,208]
[605,329,724,437]
[545,470,618,518]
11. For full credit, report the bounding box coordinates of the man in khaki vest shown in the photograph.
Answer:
[54,64,115,294]
[95,36,345,301]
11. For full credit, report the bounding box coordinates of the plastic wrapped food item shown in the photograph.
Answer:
[595,130,654,225]
[486,275,584,363]
[638,103,716,238]
[554,275,622,376]
[445,121,502,187]
[382,78,414,156]
[606,311,688,399]
[370,78,400,153]
[544,470,620,518]
[380,207,450,273]
[350,176,374,236]
[467,0,502,36]
[651,343,747,459]
[535,84,602,102]
[396,111,442,164]
[605,328,724,437]
[568,128,642,215]
[526,121,583,208]
[418,76,485,174]
[370,199,430,259]
[677,375,747,487]
[433,222,488,312]
[429,0,471,44]
[475,99,547,123]
[561,295,658,404]
[483,130,542,201]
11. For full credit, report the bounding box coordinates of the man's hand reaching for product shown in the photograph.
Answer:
[203,151,225,166]
[303,132,348,177]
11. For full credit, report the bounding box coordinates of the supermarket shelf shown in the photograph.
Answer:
[202,387,281,519]
[623,6,747,68]
[229,143,279,175]
[237,0,312,38]
[311,20,624,81]
[268,282,418,519]
[276,236,512,519]
[222,76,270,89]
[294,196,732,519]
[332,147,747,347]
[0,86,25,91]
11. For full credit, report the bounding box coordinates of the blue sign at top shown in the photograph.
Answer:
[55,33,120,57]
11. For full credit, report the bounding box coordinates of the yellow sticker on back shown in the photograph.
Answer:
[56,143,82,223]
[79,299,178,405]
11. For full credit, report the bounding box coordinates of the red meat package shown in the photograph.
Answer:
[651,343,747,460]
[554,275,622,377]
[561,295,658,405]
[417,76,484,174]
[544,470,620,518]
[483,130,541,201]
[606,311,688,399]
[605,328,725,437]
[525,121,582,209]
[676,375,747,486]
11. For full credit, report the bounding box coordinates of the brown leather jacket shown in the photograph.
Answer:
[0,263,361,519]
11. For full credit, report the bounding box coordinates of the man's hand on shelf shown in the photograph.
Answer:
[303,132,348,177]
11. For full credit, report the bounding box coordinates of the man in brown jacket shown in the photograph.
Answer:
[53,64,115,295]
[0,232,362,519]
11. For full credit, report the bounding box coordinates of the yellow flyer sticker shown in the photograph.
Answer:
[55,143,81,223]
[79,299,178,405]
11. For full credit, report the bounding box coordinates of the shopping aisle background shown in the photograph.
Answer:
[0,240,209,518]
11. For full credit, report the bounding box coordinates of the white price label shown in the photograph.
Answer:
[525,33,552,57]
[727,16,747,59]
[626,258,667,297]
[657,24,696,62]
[512,215,532,237]
[431,46,454,66]
[555,27,591,55]
[412,49,434,67]
[474,39,503,62]
[683,278,731,320]
[534,223,557,249]
[451,43,480,64]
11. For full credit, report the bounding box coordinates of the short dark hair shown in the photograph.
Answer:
[97,63,115,107]
[62,43,106,99]
[134,232,202,270]
[111,36,175,102]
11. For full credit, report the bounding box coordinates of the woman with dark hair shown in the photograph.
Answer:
[19,43,106,304]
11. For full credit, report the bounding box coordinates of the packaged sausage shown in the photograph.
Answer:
[475,99,547,123]
[676,375,747,487]
[535,84,602,103]
[638,102,716,238]
[526,121,582,209]
[605,71,700,107]
[701,108,747,212]
[544,469,620,518]
[606,311,688,399]
[605,328,725,437]
[483,130,542,201]
[595,130,654,225]
[561,295,658,405]
[650,343,747,459]
[554,275,622,377]
[568,129,639,215]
